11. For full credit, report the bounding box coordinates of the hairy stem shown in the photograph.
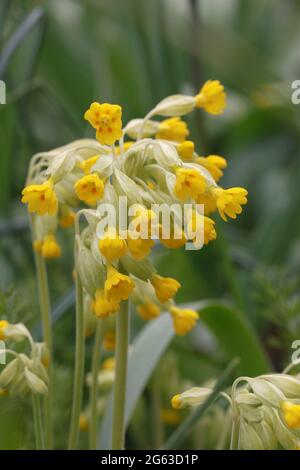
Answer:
[111,300,129,450]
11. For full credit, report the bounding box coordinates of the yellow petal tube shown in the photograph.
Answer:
[137,302,160,321]
[159,225,186,249]
[151,275,181,303]
[92,289,119,318]
[169,306,199,336]
[187,211,217,246]
[98,231,128,262]
[127,236,154,260]
[103,331,116,351]
[79,414,89,432]
[174,168,206,202]
[21,180,58,216]
[212,187,248,222]
[195,80,226,115]
[41,234,61,259]
[74,174,104,206]
[0,320,9,341]
[80,155,100,175]
[104,265,135,302]
[196,192,217,215]
[196,155,227,182]
[281,402,300,430]
[178,140,195,160]
[156,117,189,143]
[59,210,75,228]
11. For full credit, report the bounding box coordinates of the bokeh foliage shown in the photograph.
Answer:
[1,0,300,449]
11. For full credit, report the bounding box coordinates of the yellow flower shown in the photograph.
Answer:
[169,306,199,336]
[59,210,75,228]
[105,265,135,302]
[79,414,89,432]
[196,193,217,215]
[178,141,195,160]
[188,212,217,245]
[84,102,122,145]
[196,155,227,182]
[33,240,43,253]
[0,320,9,341]
[212,187,248,221]
[92,289,120,318]
[103,331,116,351]
[174,168,206,202]
[156,117,189,143]
[127,236,154,259]
[195,80,226,115]
[101,357,115,371]
[159,226,186,249]
[151,275,181,303]
[137,302,160,321]
[171,394,182,410]
[74,174,104,205]
[131,207,157,237]
[98,230,128,262]
[281,402,300,430]
[161,408,181,425]
[21,180,58,216]
[0,388,9,397]
[80,155,100,174]
[41,234,61,259]
[115,141,134,155]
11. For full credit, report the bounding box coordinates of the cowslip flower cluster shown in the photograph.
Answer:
[171,371,300,450]
[21,80,247,336]
[0,321,49,397]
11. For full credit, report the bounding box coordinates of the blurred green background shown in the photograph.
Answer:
[1,0,300,449]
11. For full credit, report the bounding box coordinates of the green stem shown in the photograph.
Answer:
[89,319,106,450]
[151,372,164,449]
[34,250,53,449]
[68,273,85,449]
[112,300,129,450]
[230,415,240,450]
[32,394,45,450]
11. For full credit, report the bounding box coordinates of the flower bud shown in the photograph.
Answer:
[3,323,32,343]
[171,387,212,409]
[123,119,159,139]
[120,255,154,282]
[250,378,285,407]
[76,236,104,297]
[239,420,264,450]
[152,141,181,169]
[151,95,196,117]
[262,374,300,399]
[24,367,48,395]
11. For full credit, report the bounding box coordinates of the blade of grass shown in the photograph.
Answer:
[0,6,44,77]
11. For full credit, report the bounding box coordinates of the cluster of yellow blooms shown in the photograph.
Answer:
[171,372,300,449]
[21,80,247,336]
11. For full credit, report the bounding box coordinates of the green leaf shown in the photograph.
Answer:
[0,106,14,212]
[194,301,270,376]
[98,312,175,449]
